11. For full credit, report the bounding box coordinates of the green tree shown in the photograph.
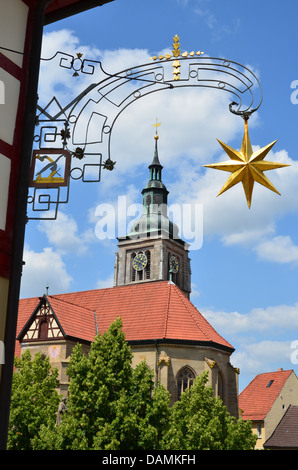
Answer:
[35,318,171,450]
[163,371,257,450]
[28,319,256,450]
[7,349,60,450]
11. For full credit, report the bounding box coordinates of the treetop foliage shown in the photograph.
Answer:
[8,318,257,450]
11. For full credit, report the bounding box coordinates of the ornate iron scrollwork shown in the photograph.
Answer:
[27,35,262,220]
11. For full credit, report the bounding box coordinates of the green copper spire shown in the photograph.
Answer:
[142,132,169,208]
[149,133,163,181]
[128,129,179,240]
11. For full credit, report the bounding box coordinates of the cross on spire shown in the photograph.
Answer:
[153,118,161,140]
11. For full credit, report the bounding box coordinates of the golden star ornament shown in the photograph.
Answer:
[203,119,289,208]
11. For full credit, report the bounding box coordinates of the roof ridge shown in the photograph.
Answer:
[172,284,213,342]
[174,285,234,347]
[163,282,172,338]
[48,294,94,312]
[240,369,293,396]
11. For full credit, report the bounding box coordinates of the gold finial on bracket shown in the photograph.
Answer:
[172,34,181,57]
[149,35,205,80]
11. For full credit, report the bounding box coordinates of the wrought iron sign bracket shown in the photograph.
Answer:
[27,35,263,219]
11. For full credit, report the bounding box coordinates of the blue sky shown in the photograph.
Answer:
[21,0,298,392]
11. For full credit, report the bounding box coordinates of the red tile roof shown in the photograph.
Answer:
[15,297,42,358]
[16,281,234,352]
[47,296,96,343]
[239,370,293,421]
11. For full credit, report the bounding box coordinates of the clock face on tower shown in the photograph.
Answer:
[132,252,148,271]
[169,255,179,274]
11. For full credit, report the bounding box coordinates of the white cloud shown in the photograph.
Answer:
[201,303,298,378]
[171,144,297,263]
[232,340,292,376]
[96,273,114,289]
[21,246,73,298]
[38,211,90,255]
[39,29,102,104]
[193,1,241,41]
[254,235,298,265]
[203,302,298,337]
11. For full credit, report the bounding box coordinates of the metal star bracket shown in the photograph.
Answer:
[203,118,290,208]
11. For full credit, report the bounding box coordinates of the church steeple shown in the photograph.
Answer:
[114,124,191,298]
[149,132,163,182]
[127,129,181,240]
[140,131,169,223]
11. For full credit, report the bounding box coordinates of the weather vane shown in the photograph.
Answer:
[153,118,161,139]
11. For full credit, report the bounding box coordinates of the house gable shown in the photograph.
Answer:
[17,296,65,342]
[239,369,293,421]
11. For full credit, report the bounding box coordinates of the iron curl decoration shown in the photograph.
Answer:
[27,39,262,220]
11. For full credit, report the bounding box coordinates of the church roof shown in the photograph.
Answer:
[239,369,294,421]
[16,281,234,354]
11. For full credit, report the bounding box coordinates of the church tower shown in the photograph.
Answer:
[114,129,191,298]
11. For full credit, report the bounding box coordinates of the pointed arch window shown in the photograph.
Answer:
[177,367,195,399]
[168,252,179,285]
[131,252,136,282]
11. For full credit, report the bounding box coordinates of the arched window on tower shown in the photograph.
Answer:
[131,252,136,282]
[168,253,179,286]
[177,367,195,399]
[145,250,151,279]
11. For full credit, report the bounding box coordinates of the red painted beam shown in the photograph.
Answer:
[44,0,113,24]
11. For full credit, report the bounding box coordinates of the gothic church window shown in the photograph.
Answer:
[177,367,195,399]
